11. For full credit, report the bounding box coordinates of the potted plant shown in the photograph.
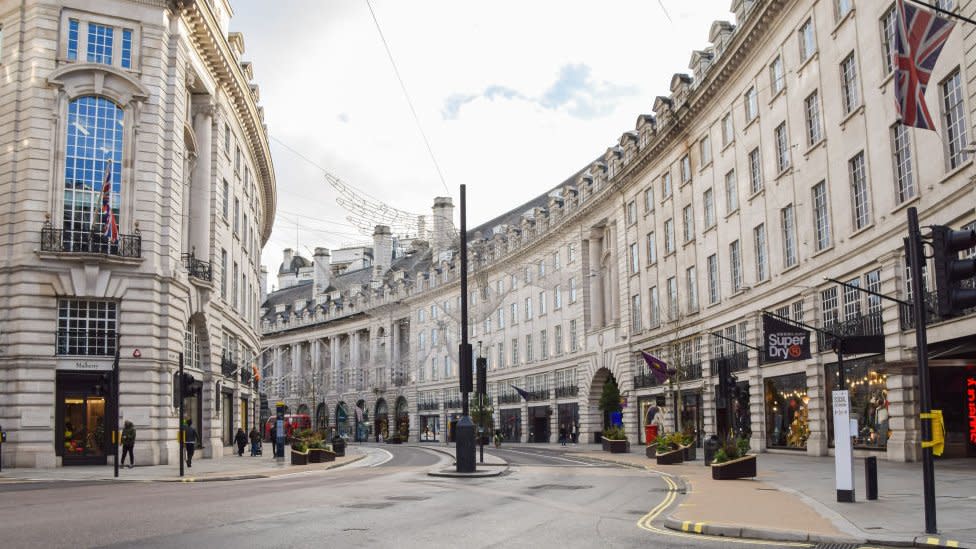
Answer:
[655,433,685,465]
[601,426,629,453]
[711,436,756,480]
[290,439,309,466]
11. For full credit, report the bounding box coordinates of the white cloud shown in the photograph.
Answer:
[228,0,734,277]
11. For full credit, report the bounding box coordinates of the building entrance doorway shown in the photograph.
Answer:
[56,371,115,465]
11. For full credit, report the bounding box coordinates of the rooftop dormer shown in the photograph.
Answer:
[228,32,245,59]
[669,73,693,107]
[708,20,736,57]
[690,49,714,84]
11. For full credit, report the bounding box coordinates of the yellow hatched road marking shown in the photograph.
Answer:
[636,474,812,547]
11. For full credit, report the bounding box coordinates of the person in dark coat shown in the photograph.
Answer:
[235,428,247,457]
[183,419,197,467]
[121,420,136,468]
[270,424,277,457]
[249,427,261,456]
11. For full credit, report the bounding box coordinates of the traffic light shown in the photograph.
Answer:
[459,343,473,393]
[476,357,487,395]
[180,373,200,398]
[931,225,976,317]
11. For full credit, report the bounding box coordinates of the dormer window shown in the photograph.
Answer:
[63,15,137,70]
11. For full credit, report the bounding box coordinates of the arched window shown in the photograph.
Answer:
[63,96,123,246]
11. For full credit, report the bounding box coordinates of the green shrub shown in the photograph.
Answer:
[291,440,308,453]
[712,436,750,464]
[602,426,627,441]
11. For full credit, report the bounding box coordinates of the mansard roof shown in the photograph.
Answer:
[277,253,313,275]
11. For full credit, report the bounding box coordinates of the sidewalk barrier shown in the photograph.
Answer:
[865,456,878,501]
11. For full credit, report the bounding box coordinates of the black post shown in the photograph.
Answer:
[456,185,476,473]
[113,333,120,478]
[865,456,878,501]
[907,207,937,534]
[179,352,185,478]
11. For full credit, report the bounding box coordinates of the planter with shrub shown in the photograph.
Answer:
[601,426,629,453]
[710,437,756,480]
[290,440,309,466]
[654,433,685,465]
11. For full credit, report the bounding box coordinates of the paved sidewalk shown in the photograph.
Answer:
[497,442,974,548]
[0,447,367,482]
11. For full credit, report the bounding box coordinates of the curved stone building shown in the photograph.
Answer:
[0,0,275,467]
[261,0,976,461]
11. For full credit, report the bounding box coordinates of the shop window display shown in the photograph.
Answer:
[764,373,809,449]
[825,358,889,449]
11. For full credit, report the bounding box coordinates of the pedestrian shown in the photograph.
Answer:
[183,419,197,467]
[249,427,261,456]
[559,424,567,446]
[270,423,278,457]
[235,427,247,457]
[120,420,136,468]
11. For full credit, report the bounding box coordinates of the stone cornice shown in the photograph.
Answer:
[173,0,277,244]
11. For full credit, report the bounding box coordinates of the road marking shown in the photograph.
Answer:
[636,474,813,547]
[495,448,600,466]
[344,447,393,468]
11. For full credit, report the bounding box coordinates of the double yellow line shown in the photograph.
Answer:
[636,474,812,547]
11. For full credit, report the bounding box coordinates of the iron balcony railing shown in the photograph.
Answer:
[818,312,884,352]
[709,351,749,377]
[634,372,662,388]
[444,398,462,409]
[418,401,439,412]
[42,226,142,258]
[221,353,239,380]
[181,253,213,282]
[525,389,549,402]
[392,371,408,387]
[498,393,522,404]
[680,361,703,380]
[555,385,579,398]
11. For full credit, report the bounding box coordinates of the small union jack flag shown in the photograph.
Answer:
[894,0,955,130]
[100,161,119,243]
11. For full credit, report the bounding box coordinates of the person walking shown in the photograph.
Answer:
[559,424,567,446]
[235,428,247,457]
[183,419,197,468]
[270,424,277,457]
[120,420,136,468]
[249,427,261,456]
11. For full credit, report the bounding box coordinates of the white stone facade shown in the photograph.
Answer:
[266,0,976,461]
[0,0,275,467]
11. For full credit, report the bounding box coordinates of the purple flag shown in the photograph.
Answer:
[641,351,675,384]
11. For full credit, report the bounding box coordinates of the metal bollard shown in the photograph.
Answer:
[865,456,878,500]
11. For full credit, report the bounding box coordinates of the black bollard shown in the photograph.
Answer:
[865,456,878,500]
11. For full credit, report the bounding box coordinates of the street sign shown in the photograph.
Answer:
[833,390,855,502]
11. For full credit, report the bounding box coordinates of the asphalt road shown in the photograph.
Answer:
[0,446,887,549]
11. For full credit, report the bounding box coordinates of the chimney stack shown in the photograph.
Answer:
[431,196,455,260]
[372,225,393,287]
[313,247,332,295]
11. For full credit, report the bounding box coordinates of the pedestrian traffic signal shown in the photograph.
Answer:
[931,225,976,317]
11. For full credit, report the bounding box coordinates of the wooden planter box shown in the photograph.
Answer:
[290,449,309,466]
[602,437,629,453]
[645,445,657,458]
[682,444,697,461]
[656,447,685,465]
[309,448,335,463]
[711,454,757,480]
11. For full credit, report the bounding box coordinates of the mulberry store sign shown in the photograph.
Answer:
[56,359,112,371]
[762,313,811,362]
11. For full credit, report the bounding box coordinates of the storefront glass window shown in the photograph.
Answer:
[764,373,809,449]
[420,416,439,441]
[825,358,889,450]
[499,408,522,442]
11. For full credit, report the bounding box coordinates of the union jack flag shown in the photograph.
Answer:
[100,161,119,243]
[894,0,955,130]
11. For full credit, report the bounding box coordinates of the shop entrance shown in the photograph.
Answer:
[557,403,579,444]
[715,381,751,441]
[680,392,704,447]
[56,371,115,465]
[529,406,550,443]
[375,399,389,442]
[499,408,521,442]
[932,365,976,458]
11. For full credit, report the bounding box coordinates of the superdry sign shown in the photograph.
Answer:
[762,313,812,362]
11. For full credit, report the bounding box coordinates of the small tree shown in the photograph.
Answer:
[598,377,622,428]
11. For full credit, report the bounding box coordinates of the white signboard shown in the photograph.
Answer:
[21,409,52,428]
[56,358,112,371]
[832,390,855,502]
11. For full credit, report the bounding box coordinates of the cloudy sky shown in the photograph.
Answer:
[229,0,734,283]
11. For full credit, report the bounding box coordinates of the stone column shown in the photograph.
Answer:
[189,100,213,259]
[886,363,920,462]
[588,234,604,328]
[331,337,340,391]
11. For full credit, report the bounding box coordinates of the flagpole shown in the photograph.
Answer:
[909,0,976,26]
